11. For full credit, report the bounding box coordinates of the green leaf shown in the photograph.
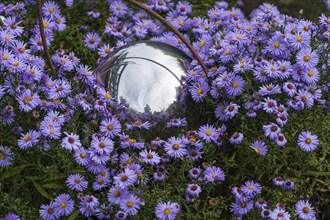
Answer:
[31,179,52,200]
[304,171,330,176]
[2,164,30,179]
[68,210,80,220]
[42,183,63,189]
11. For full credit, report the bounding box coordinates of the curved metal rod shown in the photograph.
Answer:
[37,0,56,74]
[123,0,209,77]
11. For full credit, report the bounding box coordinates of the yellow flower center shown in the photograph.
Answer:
[114,190,121,197]
[116,6,122,11]
[127,201,134,208]
[80,152,86,158]
[13,61,19,67]
[304,55,311,62]
[4,35,11,41]
[254,147,261,154]
[105,93,111,100]
[296,36,302,42]
[302,207,310,213]
[305,138,312,144]
[0,152,6,160]
[60,202,66,208]
[43,22,49,28]
[2,55,8,60]
[273,42,280,48]
[107,124,114,131]
[74,178,81,184]
[164,208,171,215]
[24,135,32,142]
[197,88,204,95]
[248,185,255,190]
[236,35,243,40]
[200,40,205,47]
[49,7,54,13]
[308,71,314,77]
[205,130,212,136]
[232,82,238,88]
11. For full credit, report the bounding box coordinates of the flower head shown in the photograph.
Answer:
[297,131,319,152]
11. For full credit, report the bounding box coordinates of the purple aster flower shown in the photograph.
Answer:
[287,31,311,50]
[186,184,201,197]
[283,82,297,97]
[262,97,277,114]
[284,179,295,190]
[139,149,160,165]
[225,75,245,97]
[74,147,90,165]
[230,200,254,216]
[114,168,138,189]
[204,166,225,183]
[3,16,24,37]
[115,210,127,220]
[176,1,192,15]
[166,118,187,128]
[0,146,13,167]
[53,194,74,217]
[18,130,40,150]
[120,194,141,216]
[0,30,16,47]
[295,200,316,220]
[250,140,268,156]
[296,48,319,70]
[16,89,40,112]
[229,132,244,145]
[39,202,58,220]
[153,171,165,182]
[53,15,66,31]
[126,120,150,130]
[296,89,314,109]
[269,207,291,220]
[263,123,281,140]
[84,32,101,50]
[263,34,288,58]
[108,186,129,205]
[189,81,210,102]
[273,177,285,186]
[215,104,230,121]
[42,1,60,19]
[275,133,287,147]
[261,208,271,218]
[3,214,20,220]
[164,136,187,158]
[79,195,99,217]
[225,102,240,119]
[189,167,201,179]
[61,132,81,151]
[155,201,180,220]
[110,0,128,17]
[98,43,112,57]
[242,180,262,197]
[197,124,219,143]
[297,131,319,152]
[258,83,282,96]
[90,135,113,155]
[255,199,267,209]
[66,173,88,191]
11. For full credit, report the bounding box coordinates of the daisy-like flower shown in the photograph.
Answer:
[126,120,151,130]
[230,200,254,216]
[273,177,285,186]
[249,140,268,156]
[74,147,90,165]
[229,132,243,145]
[189,167,201,179]
[284,179,295,190]
[53,194,74,217]
[186,184,202,198]
[115,210,127,220]
[39,202,58,220]
[42,1,60,19]
[255,199,267,209]
[204,166,225,183]
[114,168,138,189]
[16,89,41,112]
[297,131,319,152]
[110,0,128,17]
[84,32,101,50]
[3,214,21,220]
[269,207,291,220]
[139,149,161,165]
[242,180,262,197]
[79,195,99,217]
[225,75,245,97]
[0,146,13,167]
[61,132,81,151]
[155,201,180,220]
[296,48,319,70]
[66,173,88,191]
[18,130,40,150]
[164,136,187,158]
[263,123,281,140]
[295,200,316,220]
[120,194,141,216]
[107,185,129,205]
[197,124,219,143]
[189,81,210,102]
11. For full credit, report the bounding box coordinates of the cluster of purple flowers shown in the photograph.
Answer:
[0,0,327,219]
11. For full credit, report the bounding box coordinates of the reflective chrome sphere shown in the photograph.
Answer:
[95,41,191,113]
